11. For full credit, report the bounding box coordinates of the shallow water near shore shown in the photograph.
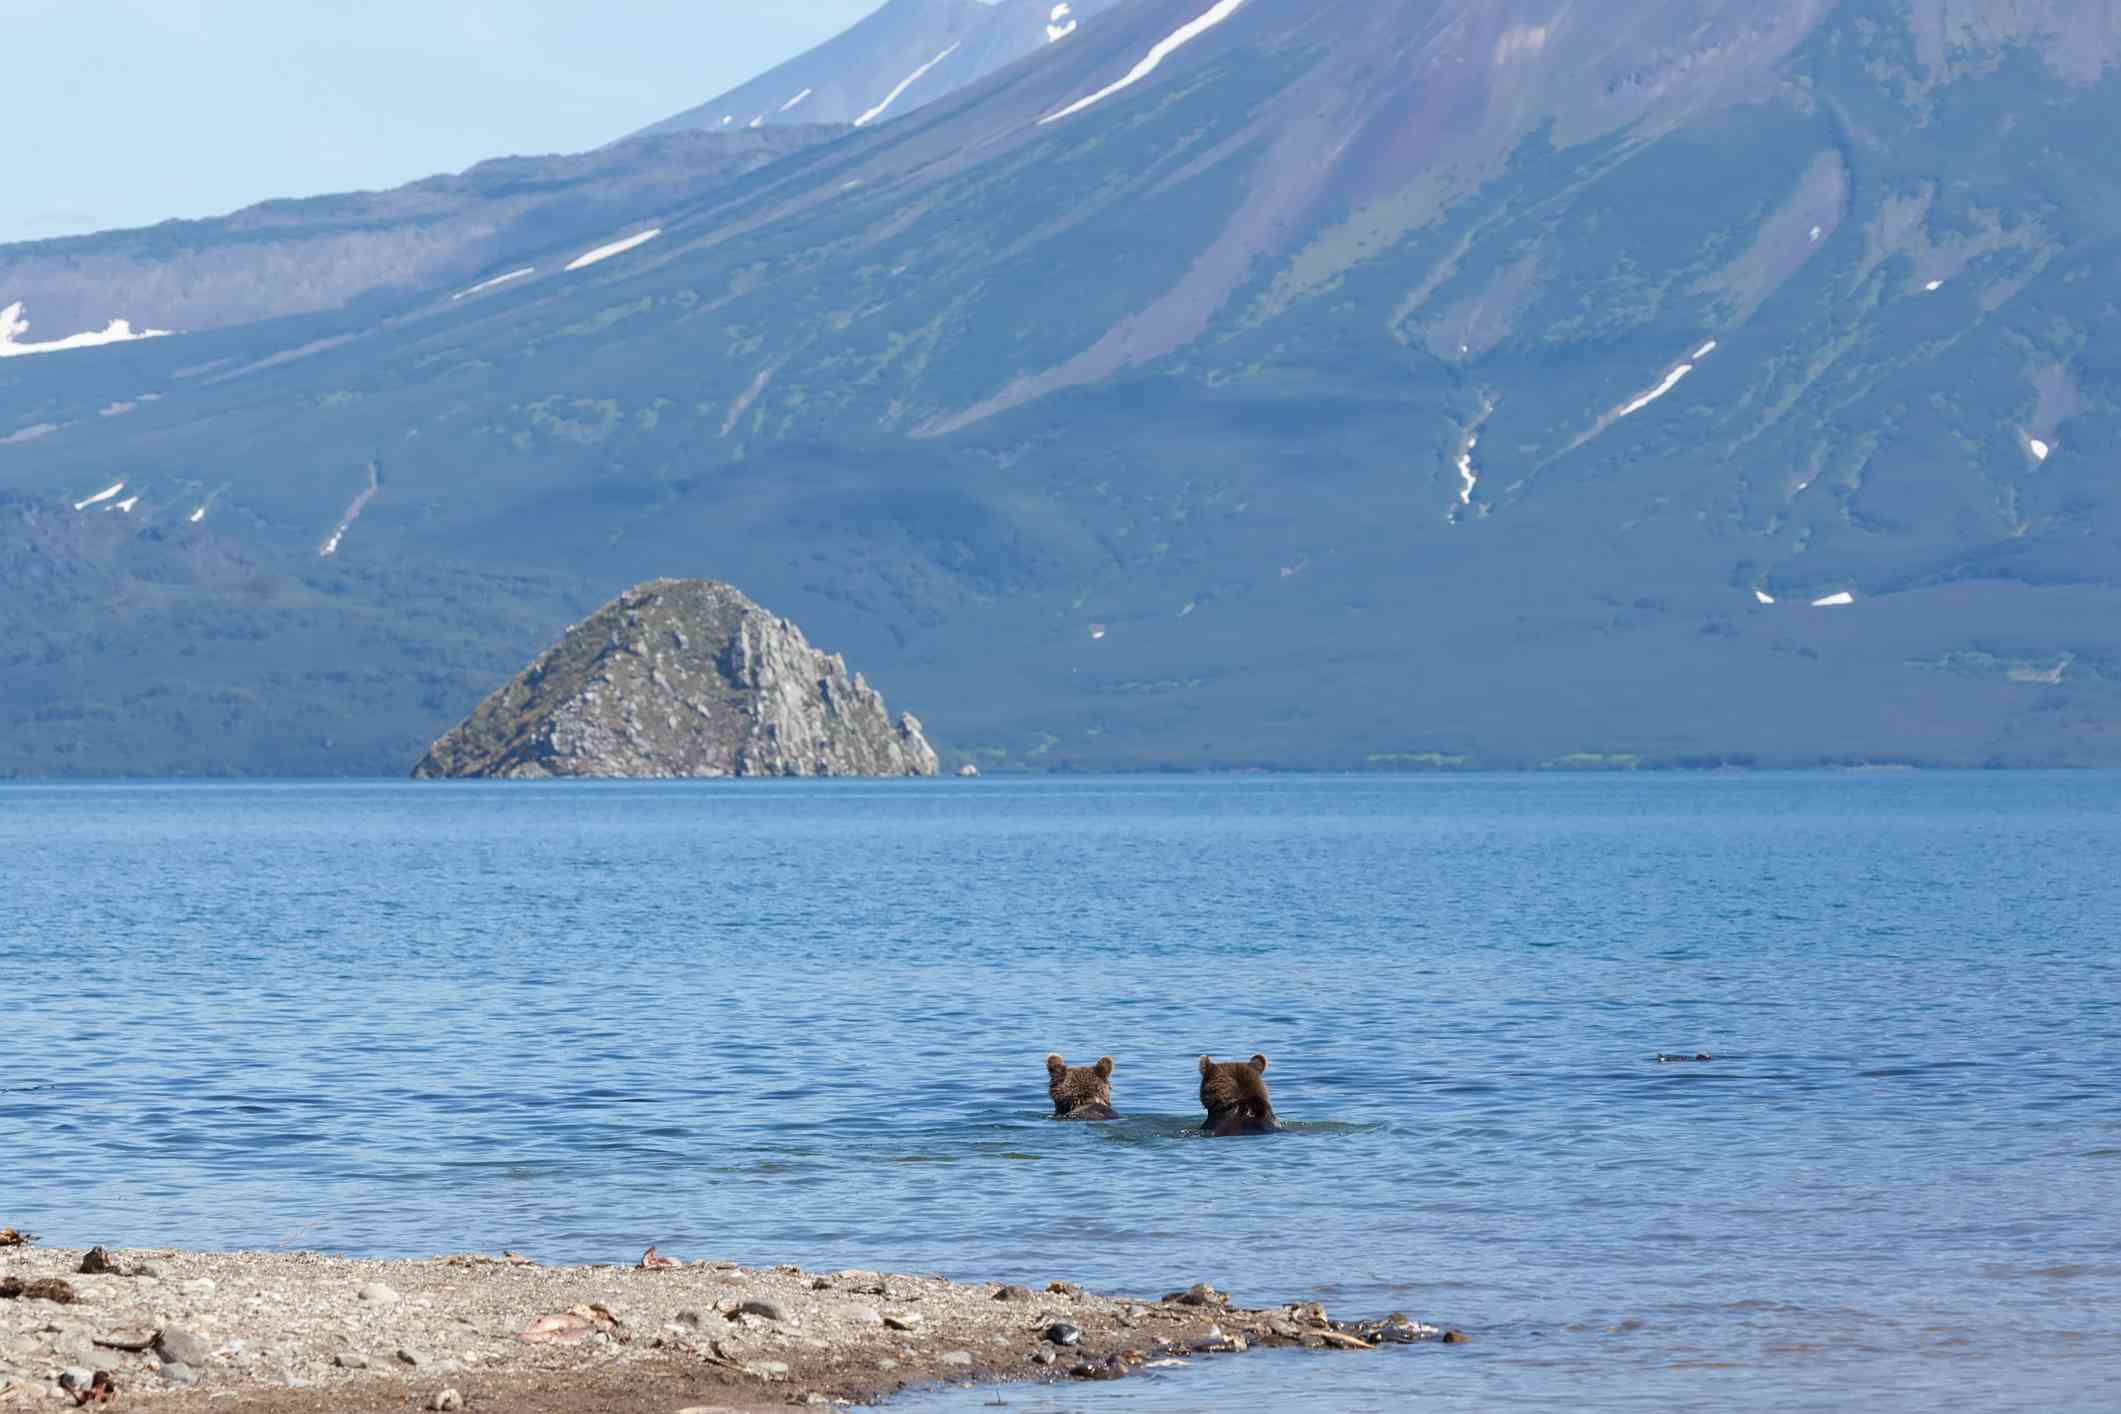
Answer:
[4,773,2119,1411]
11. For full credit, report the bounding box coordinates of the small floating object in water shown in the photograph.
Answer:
[1655,1052,1714,1063]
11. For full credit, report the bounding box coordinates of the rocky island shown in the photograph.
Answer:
[412,580,938,780]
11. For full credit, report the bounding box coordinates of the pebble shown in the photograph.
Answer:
[846,1305,883,1326]
[430,1390,464,1412]
[180,1277,217,1298]
[673,1309,706,1329]
[941,1350,974,1367]
[747,1359,790,1376]
[1168,1282,1227,1308]
[156,1327,210,1368]
[1029,1347,1057,1366]
[1044,1322,1083,1347]
[50,1330,96,1362]
[136,1261,171,1281]
[357,1282,400,1305]
[161,1362,199,1385]
[335,1351,370,1369]
[883,1313,922,1332]
[737,1298,789,1322]
[993,1284,1034,1302]
[397,1346,429,1368]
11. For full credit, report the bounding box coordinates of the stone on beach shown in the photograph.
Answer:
[154,1327,209,1367]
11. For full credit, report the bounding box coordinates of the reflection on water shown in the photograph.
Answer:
[5,774,2120,1412]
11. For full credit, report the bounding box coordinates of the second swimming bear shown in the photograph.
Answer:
[1198,1053,1283,1135]
[1045,1052,1119,1120]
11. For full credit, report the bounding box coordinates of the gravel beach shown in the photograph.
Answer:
[0,1242,1460,1410]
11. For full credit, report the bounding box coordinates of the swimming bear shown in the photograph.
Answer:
[1198,1053,1283,1136]
[1046,1052,1119,1120]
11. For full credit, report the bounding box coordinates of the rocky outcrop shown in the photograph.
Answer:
[412,580,938,780]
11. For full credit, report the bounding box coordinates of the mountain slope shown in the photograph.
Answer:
[0,128,830,339]
[636,0,1124,135]
[3,0,2118,776]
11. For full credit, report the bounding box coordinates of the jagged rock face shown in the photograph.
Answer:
[412,580,938,780]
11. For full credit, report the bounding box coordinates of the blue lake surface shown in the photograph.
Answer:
[3,774,2117,1411]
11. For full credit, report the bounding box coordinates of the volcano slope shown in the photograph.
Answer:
[3,0,2118,776]
[637,0,1130,136]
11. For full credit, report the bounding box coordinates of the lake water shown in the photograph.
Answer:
[3,775,2117,1412]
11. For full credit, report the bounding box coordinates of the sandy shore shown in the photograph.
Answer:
[0,1241,1459,1410]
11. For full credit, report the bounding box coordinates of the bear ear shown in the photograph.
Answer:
[1248,1053,1269,1073]
[1046,1053,1067,1075]
[1094,1056,1114,1078]
[1198,1055,1214,1076]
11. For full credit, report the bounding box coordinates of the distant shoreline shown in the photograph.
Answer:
[3,761,2110,785]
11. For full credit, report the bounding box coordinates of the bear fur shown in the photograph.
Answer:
[1198,1053,1282,1136]
[1046,1053,1118,1120]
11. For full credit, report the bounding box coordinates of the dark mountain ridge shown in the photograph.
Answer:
[3,0,2117,776]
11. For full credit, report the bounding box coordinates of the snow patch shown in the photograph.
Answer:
[0,300,172,359]
[1692,340,1718,360]
[1811,591,1854,607]
[1456,434,1479,506]
[1924,279,1944,292]
[1493,24,1549,63]
[188,506,206,524]
[748,113,764,129]
[73,481,125,511]
[109,495,139,514]
[320,464,381,558]
[855,42,962,127]
[1089,623,1107,640]
[1047,17,1078,40]
[2028,437,2052,462]
[1754,590,1776,605]
[779,88,814,113]
[451,267,533,300]
[1614,364,1694,420]
[565,229,661,272]
[1809,225,1823,242]
[1040,0,1250,125]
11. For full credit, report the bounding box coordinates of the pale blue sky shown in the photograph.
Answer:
[4,1,894,244]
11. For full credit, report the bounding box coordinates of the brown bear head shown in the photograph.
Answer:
[1198,1053,1283,1136]
[1045,1052,1118,1120]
